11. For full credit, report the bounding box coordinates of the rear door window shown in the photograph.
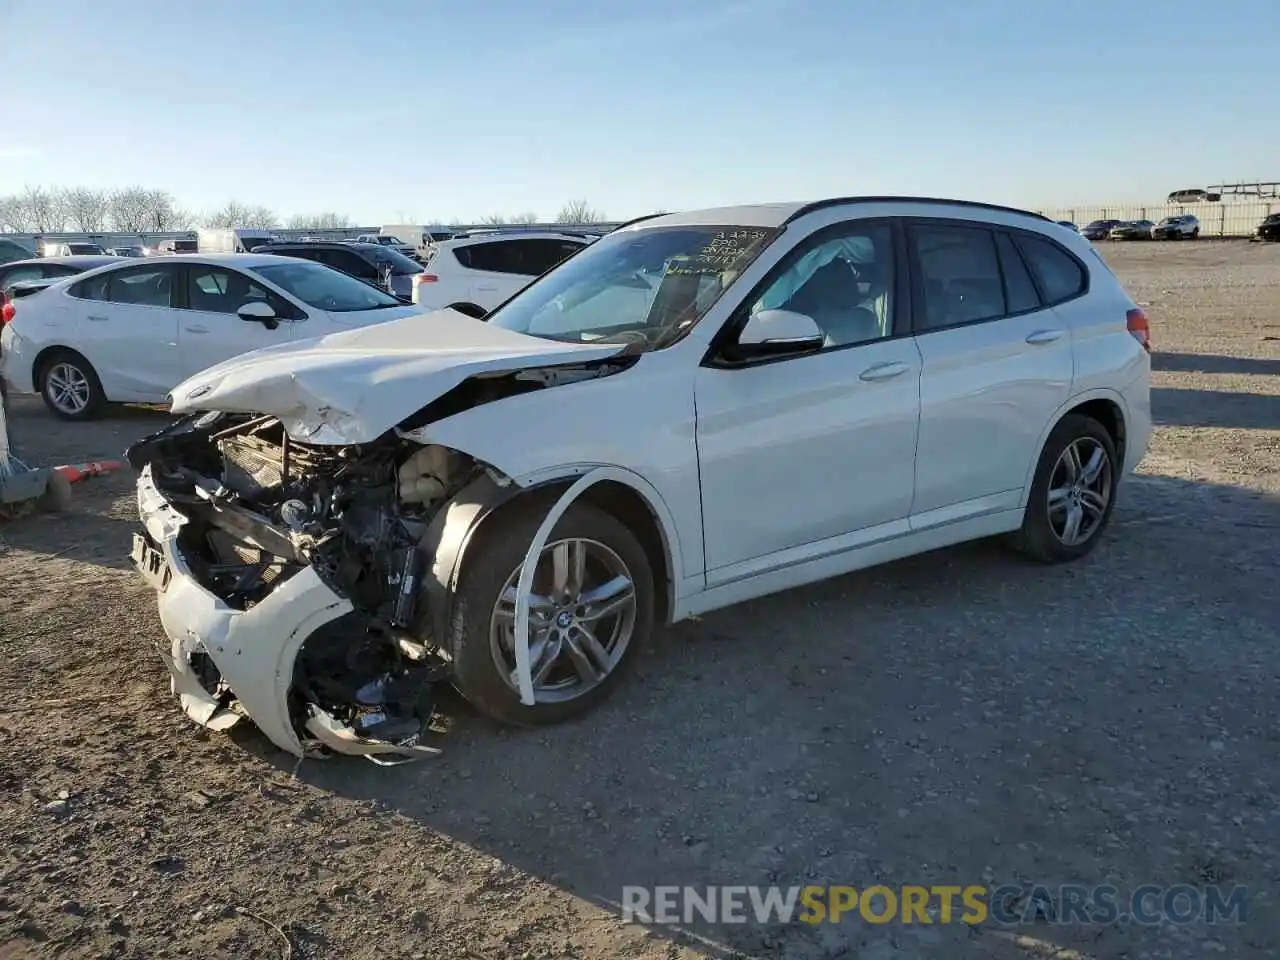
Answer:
[106,265,178,307]
[908,224,1007,330]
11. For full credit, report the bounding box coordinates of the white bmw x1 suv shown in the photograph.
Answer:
[128,196,1152,762]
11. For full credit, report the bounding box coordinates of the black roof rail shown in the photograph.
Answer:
[783,196,1052,225]
[610,211,668,231]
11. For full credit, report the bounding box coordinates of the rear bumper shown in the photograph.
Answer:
[0,327,35,394]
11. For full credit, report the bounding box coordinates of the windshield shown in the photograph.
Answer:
[367,246,423,275]
[487,225,778,350]
[252,260,401,311]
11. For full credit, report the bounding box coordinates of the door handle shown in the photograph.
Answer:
[859,360,910,382]
[86,314,109,322]
[185,324,209,334]
[1026,329,1065,344]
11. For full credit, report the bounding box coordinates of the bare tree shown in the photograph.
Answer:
[203,201,277,229]
[286,212,353,230]
[0,195,32,232]
[141,189,191,231]
[245,205,278,229]
[509,211,539,224]
[21,185,65,232]
[61,187,111,232]
[109,187,152,232]
[555,199,606,224]
[480,213,509,225]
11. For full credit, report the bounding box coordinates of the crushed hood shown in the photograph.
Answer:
[168,309,626,444]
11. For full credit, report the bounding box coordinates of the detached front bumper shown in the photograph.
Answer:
[133,465,437,761]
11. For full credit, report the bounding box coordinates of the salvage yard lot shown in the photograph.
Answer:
[1,241,1277,960]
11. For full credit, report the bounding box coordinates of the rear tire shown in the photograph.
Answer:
[38,350,106,421]
[1009,414,1120,564]
[448,499,654,726]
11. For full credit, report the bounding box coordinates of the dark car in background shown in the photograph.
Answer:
[1110,219,1155,241]
[1152,215,1200,240]
[0,255,121,290]
[1081,219,1122,241]
[253,241,424,299]
[1254,213,1280,242]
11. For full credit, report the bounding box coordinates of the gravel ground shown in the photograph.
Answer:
[1,240,1277,960]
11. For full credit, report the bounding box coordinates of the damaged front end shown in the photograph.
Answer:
[127,411,491,762]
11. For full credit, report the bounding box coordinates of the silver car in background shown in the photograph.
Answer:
[1152,215,1200,240]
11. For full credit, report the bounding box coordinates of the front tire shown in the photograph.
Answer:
[448,499,654,726]
[38,351,106,421]
[1010,414,1119,564]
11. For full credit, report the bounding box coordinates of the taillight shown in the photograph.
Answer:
[413,273,437,285]
[1126,307,1150,351]
[1,295,13,325]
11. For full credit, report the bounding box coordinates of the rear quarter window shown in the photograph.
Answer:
[1013,234,1087,305]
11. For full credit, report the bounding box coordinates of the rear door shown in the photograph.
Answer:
[70,264,182,399]
[906,219,1074,526]
[177,264,302,377]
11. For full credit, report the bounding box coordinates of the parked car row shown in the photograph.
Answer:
[1078,216,1200,241]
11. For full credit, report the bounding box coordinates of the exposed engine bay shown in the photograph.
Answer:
[128,411,488,760]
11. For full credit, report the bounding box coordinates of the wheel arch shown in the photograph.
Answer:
[1019,389,1129,508]
[31,344,93,390]
[419,465,681,646]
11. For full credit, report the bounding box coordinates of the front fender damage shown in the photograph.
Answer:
[131,356,635,764]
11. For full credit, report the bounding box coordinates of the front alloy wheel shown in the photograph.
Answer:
[489,538,637,702]
[449,500,654,725]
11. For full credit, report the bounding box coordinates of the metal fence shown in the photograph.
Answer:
[1034,201,1278,237]
[3,203,1277,250]
[0,221,626,253]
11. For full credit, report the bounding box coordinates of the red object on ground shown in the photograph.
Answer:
[53,460,125,483]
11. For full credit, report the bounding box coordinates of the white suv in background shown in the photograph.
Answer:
[411,231,591,317]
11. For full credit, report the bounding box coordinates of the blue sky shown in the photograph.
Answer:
[3,0,1277,223]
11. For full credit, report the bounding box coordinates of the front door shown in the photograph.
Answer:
[905,220,1075,524]
[694,219,921,581]
[177,264,299,378]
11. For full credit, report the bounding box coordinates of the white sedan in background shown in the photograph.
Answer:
[0,254,427,419]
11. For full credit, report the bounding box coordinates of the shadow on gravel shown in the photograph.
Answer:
[1152,386,1280,429]
[279,473,1280,960]
[1152,352,1280,377]
[0,506,139,570]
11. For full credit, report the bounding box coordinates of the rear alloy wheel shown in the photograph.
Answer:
[449,500,653,725]
[1010,414,1119,563]
[40,353,106,421]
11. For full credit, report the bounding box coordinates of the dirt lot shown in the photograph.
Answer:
[1,240,1277,960]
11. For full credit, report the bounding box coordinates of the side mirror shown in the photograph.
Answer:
[730,309,825,360]
[237,300,279,330]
